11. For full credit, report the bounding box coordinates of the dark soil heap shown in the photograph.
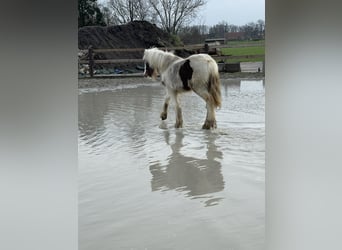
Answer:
[78,21,183,72]
[78,20,176,50]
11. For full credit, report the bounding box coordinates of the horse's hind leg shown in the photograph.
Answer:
[175,105,183,128]
[171,92,183,128]
[160,95,170,120]
[202,102,217,129]
[192,89,217,129]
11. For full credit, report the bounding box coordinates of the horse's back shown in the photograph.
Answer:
[187,53,217,64]
[184,54,218,80]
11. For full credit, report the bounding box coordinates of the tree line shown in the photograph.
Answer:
[179,20,265,44]
[79,0,206,34]
[78,0,264,42]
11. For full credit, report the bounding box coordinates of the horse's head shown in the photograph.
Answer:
[143,61,156,79]
[143,48,160,80]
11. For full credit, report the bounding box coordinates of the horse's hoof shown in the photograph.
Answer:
[202,120,217,129]
[175,122,183,128]
[202,124,210,129]
[160,112,167,120]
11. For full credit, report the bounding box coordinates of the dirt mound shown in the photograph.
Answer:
[78,20,176,50]
[78,21,194,73]
[78,21,177,71]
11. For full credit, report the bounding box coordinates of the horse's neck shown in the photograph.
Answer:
[158,54,180,73]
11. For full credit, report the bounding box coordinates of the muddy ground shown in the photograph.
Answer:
[78,72,265,89]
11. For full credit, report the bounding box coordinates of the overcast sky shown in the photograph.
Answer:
[197,0,265,26]
[98,0,265,27]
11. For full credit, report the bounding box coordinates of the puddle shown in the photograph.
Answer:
[79,79,265,250]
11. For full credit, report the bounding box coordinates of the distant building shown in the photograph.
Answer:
[204,38,226,45]
[199,38,225,55]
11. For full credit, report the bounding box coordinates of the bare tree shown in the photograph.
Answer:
[178,24,208,44]
[108,0,130,24]
[134,0,149,21]
[79,0,106,27]
[257,19,265,38]
[148,0,207,34]
[227,24,239,33]
[108,0,149,24]
[99,5,115,26]
[208,21,229,38]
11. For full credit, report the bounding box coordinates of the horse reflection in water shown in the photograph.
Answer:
[149,130,225,207]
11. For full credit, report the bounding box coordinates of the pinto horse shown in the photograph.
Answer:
[143,48,221,129]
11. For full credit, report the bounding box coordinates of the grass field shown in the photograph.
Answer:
[221,40,265,63]
[226,40,264,46]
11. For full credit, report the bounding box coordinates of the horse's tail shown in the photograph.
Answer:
[207,61,222,108]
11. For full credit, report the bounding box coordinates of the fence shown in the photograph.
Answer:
[78,43,264,78]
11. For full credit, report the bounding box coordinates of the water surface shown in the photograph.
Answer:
[79,79,265,250]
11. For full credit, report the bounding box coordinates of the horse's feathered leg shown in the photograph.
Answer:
[175,105,183,128]
[202,102,217,129]
[192,89,217,129]
[171,91,183,128]
[160,95,170,120]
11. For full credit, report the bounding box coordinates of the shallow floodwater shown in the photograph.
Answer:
[79,79,265,250]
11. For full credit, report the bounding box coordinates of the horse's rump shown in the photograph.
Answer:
[206,60,221,108]
[186,54,222,108]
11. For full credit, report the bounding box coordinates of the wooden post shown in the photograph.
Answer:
[204,43,209,54]
[88,46,94,77]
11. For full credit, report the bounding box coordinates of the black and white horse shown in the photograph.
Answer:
[143,48,221,129]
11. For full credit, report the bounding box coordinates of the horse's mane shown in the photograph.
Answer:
[143,48,181,73]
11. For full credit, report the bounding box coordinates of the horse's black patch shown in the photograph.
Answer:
[179,60,193,90]
[144,62,154,77]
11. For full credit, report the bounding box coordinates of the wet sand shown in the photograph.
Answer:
[79,78,265,250]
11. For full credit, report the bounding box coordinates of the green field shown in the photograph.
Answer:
[220,40,265,63]
[225,40,264,46]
